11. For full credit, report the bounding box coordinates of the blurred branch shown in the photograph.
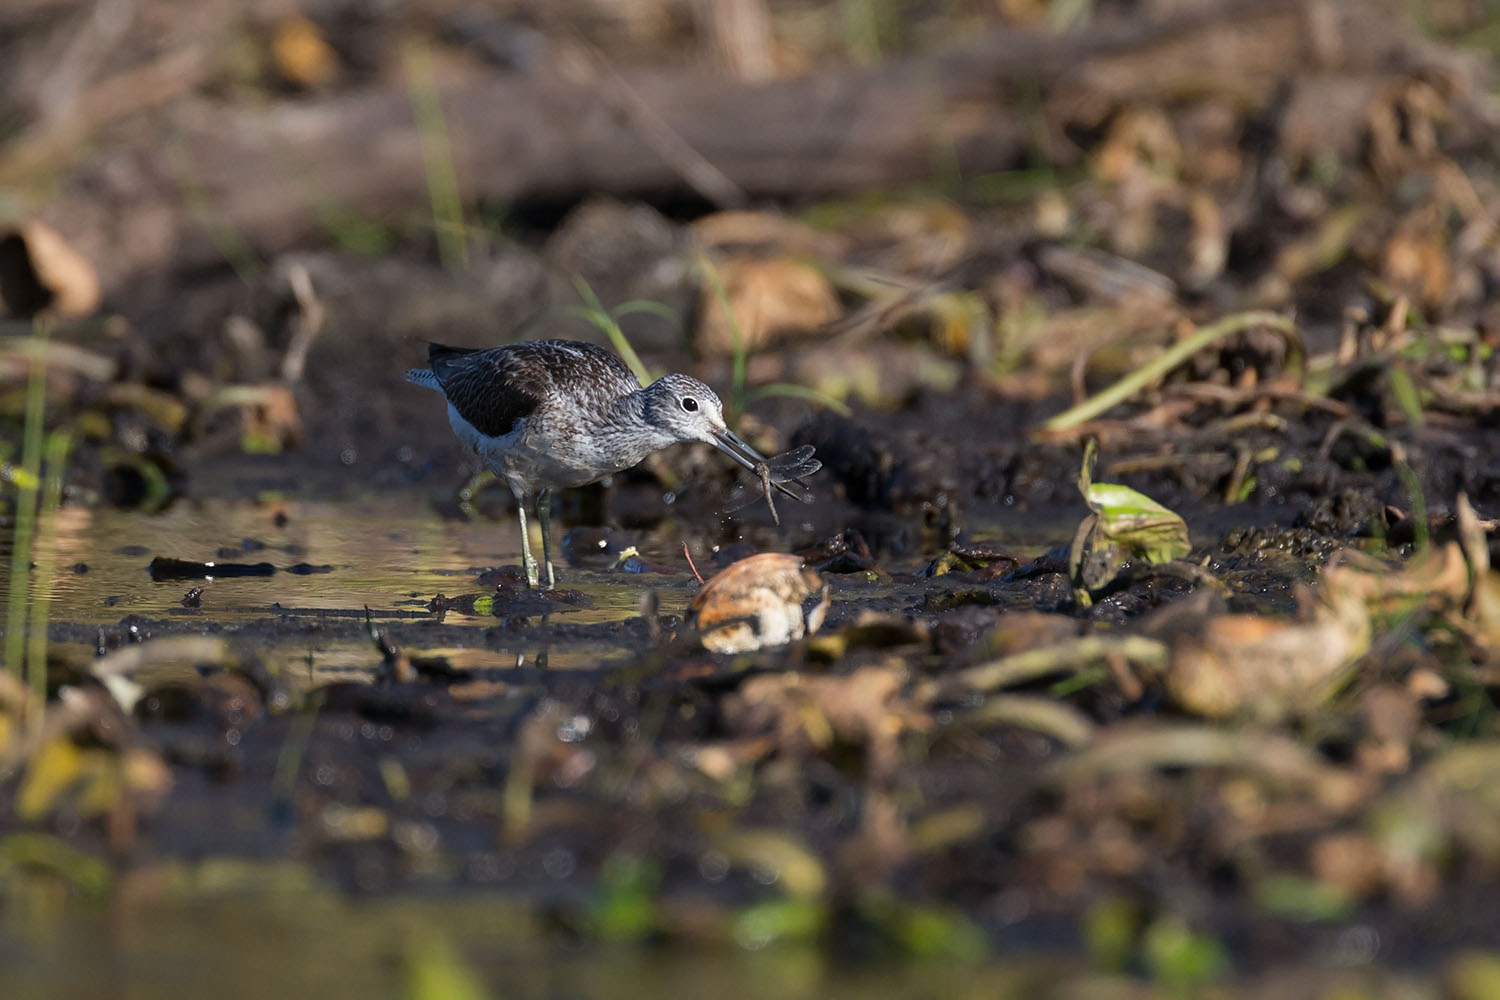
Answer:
[9,0,1480,298]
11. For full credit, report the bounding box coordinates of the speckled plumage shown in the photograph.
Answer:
[406,338,773,589]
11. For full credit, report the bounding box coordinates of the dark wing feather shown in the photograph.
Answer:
[427,343,545,438]
[425,340,640,438]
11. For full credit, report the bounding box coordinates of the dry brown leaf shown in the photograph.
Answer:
[1094,106,1182,183]
[1356,684,1420,775]
[0,220,101,319]
[1324,543,1471,611]
[762,339,963,409]
[843,200,972,274]
[272,16,339,89]
[687,553,829,654]
[689,210,846,258]
[199,383,303,454]
[1165,587,1371,721]
[1381,209,1451,311]
[1309,832,1388,899]
[696,254,840,356]
[723,664,923,778]
[1186,190,1228,287]
[1457,494,1500,648]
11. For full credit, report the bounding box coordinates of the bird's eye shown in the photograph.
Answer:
[681,397,699,412]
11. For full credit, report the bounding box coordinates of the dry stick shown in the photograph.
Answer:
[0,45,207,185]
[1044,725,1362,810]
[90,635,232,714]
[279,262,324,384]
[953,696,1096,748]
[575,38,748,211]
[32,2,1441,295]
[682,543,705,585]
[1040,311,1297,433]
[0,337,117,381]
[27,0,138,124]
[824,266,960,349]
[916,634,1169,705]
[1162,381,1354,419]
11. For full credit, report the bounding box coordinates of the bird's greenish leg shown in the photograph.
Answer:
[515,496,540,588]
[537,489,556,590]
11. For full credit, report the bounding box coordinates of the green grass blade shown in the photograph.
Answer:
[613,300,686,346]
[1042,311,1296,432]
[697,258,747,421]
[5,325,49,693]
[25,431,69,725]
[404,40,468,272]
[747,383,853,416]
[570,278,651,386]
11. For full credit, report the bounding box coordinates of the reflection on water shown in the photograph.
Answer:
[1,497,699,675]
[1,871,1071,1000]
[3,494,1048,679]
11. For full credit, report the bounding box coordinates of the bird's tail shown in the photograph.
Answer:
[405,367,441,390]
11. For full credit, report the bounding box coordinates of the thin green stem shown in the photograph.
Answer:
[1042,311,1297,432]
[568,278,651,386]
[697,258,747,422]
[5,324,49,692]
[404,40,468,272]
[273,689,325,798]
[747,383,853,416]
[1396,461,1430,552]
[25,431,69,727]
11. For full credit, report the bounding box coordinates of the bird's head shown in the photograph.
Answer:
[642,374,767,473]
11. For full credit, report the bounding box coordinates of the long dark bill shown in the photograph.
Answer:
[710,428,809,503]
[711,427,768,474]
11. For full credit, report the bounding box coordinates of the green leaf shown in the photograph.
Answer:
[1084,481,1192,564]
[590,854,660,942]
[1252,873,1354,922]
[1083,896,1140,971]
[1143,916,1227,989]
[403,934,490,1000]
[747,383,853,417]
[731,898,827,950]
[894,906,988,960]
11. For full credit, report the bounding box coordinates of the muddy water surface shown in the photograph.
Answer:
[24,497,704,675]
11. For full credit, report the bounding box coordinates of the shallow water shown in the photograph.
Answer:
[3,493,1061,681]
[2,496,698,676]
[2,867,1072,1000]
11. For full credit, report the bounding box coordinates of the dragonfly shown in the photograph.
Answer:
[721,444,822,525]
